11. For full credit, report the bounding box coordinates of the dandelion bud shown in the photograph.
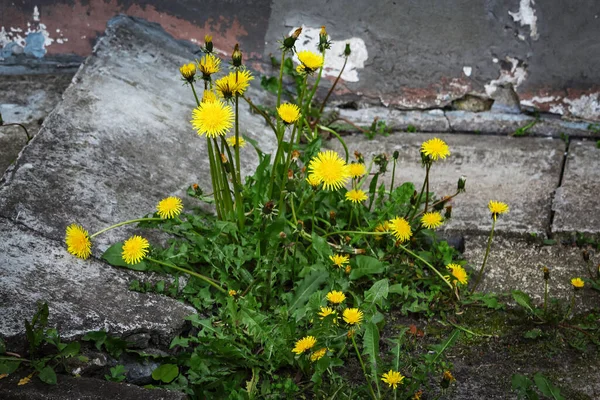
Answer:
[393,150,399,160]
[355,248,366,255]
[232,43,243,68]
[291,150,300,162]
[228,289,237,297]
[279,231,287,239]
[354,151,364,163]
[410,190,418,206]
[220,153,228,164]
[344,43,351,57]
[345,265,351,274]
[318,26,331,52]
[457,175,466,193]
[345,236,351,243]
[282,27,302,52]
[440,371,455,389]
[347,329,355,339]
[192,183,199,191]
[297,220,304,231]
[329,211,336,224]
[204,34,213,53]
[543,266,550,281]
[179,62,196,83]
[434,196,451,211]
[444,205,452,219]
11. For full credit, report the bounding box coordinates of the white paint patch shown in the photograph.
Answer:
[520,95,558,107]
[508,0,539,40]
[484,56,528,96]
[564,94,600,120]
[549,104,565,115]
[289,25,368,82]
[463,66,472,77]
[0,6,58,50]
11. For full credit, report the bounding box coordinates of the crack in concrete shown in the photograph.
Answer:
[547,138,571,239]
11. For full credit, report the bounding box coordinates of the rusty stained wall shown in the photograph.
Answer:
[1,0,600,121]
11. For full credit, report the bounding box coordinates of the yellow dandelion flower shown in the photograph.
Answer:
[421,137,450,161]
[65,224,92,259]
[310,348,327,362]
[326,290,346,304]
[345,189,368,204]
[374,221,390,241]
[348,163,367,178]
[292,336,317,354]
[343,308,364,325]
[488,200,509,220]
[329,254,350,268]
[571,277,584,289]
[277,103,301,124]
[308,150,351,191]
[179,62,196,82]
[122,235,150,265]
[191,100,234,138]
[215,70,253,100]
[345,265,352,274]
[443,370,456,382]
[318,306,337,320]
[446,264,468,285]
[421,212,444,229]
[157,196,183,219]
[389,217,412,242]
[202,90,217,103]
[306,174,322,187]
[226,136,247,148]
[296,50,324,74]
[18,373,34,386]
[381,370,405,390]
[196,53,220,78]
[228,289,237,297]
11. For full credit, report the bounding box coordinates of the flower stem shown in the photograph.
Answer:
[424,164,431,213]
[397,243,454,291]
[147,257,226,293]
[206,138,223,219]
[90,218,163,238]
[351,335,378,400]
[317,124,349,163]
[471,218,497,294]
[234,93,245,228]
[389,158,397,200]
[544,279,549,314]
[407,163,430,221]
[242,95,277,135]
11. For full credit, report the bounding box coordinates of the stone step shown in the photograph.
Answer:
[0,372,186,400]
[326,132,565,237]
[0,16,273,349]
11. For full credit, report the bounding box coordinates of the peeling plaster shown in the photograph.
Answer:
[508,0,539,40]
[0,6,63,57]
[564,94,600,121]
[288,25,368,82]
[484,56,527,96]
[462,66,472,77]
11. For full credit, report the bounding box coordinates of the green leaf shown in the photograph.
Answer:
[512,290,535,315]
[289,270,329,313]
[363,322,381,390]
[428,329,460,364]
[169,336,190,349]
[102,242,147,270]
[0,360,21,375]
[239,308,268,342]
[523,328,543,339]
[82,331,107,350]
[39,365,57,385]
[152,364,179,383]
[364,279,389,309]
[350,256,384,280]
[512,374,537,400]
[533,373,565,400]
[60,342,80,357]
[260,76,278,94]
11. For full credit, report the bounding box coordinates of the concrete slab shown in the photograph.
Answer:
[333,107,449,132]
[0,16,275,256]
[0,73,73,174]
[463,234,600,310]
[0,372,186,400]
[552,140,600,237]
[0,218,195,347]
[326,132,564,236]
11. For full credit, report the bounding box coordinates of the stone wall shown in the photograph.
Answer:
[1,0,599,120]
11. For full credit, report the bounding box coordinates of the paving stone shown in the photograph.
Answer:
[326,132,564,236]
[334,107,449,132]
[0,218,195,347]
[0,16,275,256]
[552,140,600,237]
[0,73,73,174]
[0,372,186,400]
[462,234,600,311]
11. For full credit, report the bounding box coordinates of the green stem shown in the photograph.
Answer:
[323,230,386,239]
[314,55,348,127]
[544,279,548,314]
[213,138,234,217]
[234,94,245,228]
[389,159,397,200]
[206,139,223,219]
[317,124,349,163]
[397,243,454,290]
[147,257,226,293]
[407,163,430,221]
[471,218,497,294]
[424,164,431,213]
[351,335,378,400]
[305,50,326,117]
[90,218,163,238]
[276,50,286,108]
[190,82,201,105]
[242,95,277,135]
[1,123,32,143]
